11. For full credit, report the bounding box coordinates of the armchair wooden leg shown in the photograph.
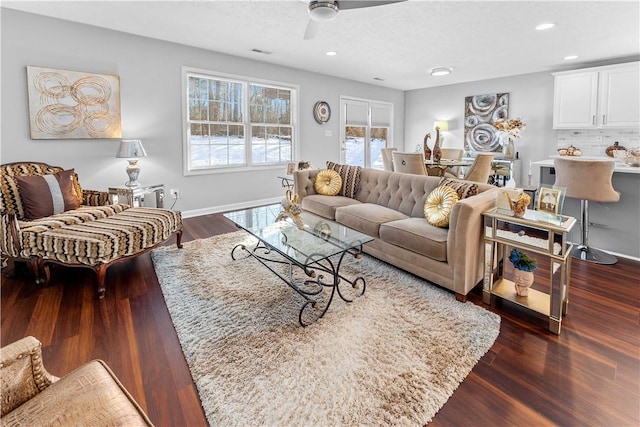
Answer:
[95,264,107,299]
[176,230,183,249]
[31,258,50,286]
[455,292,467,303]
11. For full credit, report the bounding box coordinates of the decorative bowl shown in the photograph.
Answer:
[612,150,629,160]
[622,155,640,167]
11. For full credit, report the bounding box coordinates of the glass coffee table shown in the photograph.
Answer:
[223,204,373,326]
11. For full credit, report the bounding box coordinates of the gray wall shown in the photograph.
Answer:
[404,71,556,186]
[1,9,404,216]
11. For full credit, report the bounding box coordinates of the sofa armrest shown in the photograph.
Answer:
[82,189,110,206]
[1,212,22,258]
[447,188,500,295]
[293,169,321,199]
[0,336,58,417]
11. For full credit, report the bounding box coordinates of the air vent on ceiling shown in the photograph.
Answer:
[251,48,272,55]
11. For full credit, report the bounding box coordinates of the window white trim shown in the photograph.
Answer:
[181,66,299,176]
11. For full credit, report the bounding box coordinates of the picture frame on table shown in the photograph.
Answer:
[536,184,566,216]
[286,162,296,175]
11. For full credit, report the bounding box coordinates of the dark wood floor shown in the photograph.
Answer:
[2,213,639,426]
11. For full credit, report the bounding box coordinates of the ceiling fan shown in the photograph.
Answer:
[303,0,407,40]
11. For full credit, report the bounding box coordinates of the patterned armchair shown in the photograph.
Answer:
[1,336,153,426]
[0,162,183,298]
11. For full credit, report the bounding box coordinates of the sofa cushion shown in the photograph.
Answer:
[15,170,81,219]
[380,217,449,262]
[1,360,152,426]
[439,177,479,200]
[314,169,342,196]
[301,195,360,220]
[424,185,459,228]
[336,203,408,238]
[21,207,182,266]
[326,161,362,198]
[18,204,130,234]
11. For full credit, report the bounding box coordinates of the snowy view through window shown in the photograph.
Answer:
[187,73,294,170]
[344,127,388,169]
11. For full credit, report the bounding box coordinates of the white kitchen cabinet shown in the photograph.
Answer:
[553,62,639,129]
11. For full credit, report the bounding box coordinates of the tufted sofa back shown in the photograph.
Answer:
[355,168,440,218]
[355,168,497,218]
[294,166,497,219]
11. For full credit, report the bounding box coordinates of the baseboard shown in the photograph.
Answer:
[179,197,281,219]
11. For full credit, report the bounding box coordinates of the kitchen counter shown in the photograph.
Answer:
[532,157,640,174]
[532,157,640,259]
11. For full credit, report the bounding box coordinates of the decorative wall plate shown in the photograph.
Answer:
[313,101,331,124]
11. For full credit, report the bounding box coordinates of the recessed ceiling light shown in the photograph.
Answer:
[563,55,579,60]
[430,67,452,77]
[535,22,555,31]
[325,51,337,56]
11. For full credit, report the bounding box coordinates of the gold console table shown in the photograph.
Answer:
[483,208,576,334]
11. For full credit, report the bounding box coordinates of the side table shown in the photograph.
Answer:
[109,184,165,208]
[277,175,294,189]
[483,208,576,334]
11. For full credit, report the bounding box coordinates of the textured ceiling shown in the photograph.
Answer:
[3,0,639,90]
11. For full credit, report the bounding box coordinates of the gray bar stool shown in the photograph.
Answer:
[553,157,620,264]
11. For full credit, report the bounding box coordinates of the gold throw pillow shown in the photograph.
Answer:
[424,185,460,228]
[314,169,343,196]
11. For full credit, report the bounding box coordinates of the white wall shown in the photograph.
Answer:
[1,9,404,215]
[404,71,556,185]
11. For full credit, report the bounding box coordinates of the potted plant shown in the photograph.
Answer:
[509,248,537,296]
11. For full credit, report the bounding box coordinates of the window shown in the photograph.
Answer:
[183,67,297,174]
[340,97,393,169]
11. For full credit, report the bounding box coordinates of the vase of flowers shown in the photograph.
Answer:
[494,117,526,159]
[509,248,537,296]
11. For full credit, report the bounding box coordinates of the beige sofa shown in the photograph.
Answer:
[294,167,499,301]
[0,336,153,426]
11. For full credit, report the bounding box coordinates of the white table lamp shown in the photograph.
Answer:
[116,139,147,188]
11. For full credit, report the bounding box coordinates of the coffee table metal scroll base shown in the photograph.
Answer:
[231,239,366,327]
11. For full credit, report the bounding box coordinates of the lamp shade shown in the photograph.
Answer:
[434,121,449,131]
[116,139,147,158]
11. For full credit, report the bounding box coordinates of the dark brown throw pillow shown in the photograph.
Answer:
[15,169,81,219]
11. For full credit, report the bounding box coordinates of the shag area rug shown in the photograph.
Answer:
[151,231,500,426]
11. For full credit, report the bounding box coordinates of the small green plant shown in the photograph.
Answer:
[508,248,538,272]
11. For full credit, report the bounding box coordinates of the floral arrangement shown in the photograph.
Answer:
[494,117,526,143]
[505,192,531,218]
[508,248,537,272]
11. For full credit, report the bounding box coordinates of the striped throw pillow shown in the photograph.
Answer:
[439,177,479,200]
[326,161,362,199]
